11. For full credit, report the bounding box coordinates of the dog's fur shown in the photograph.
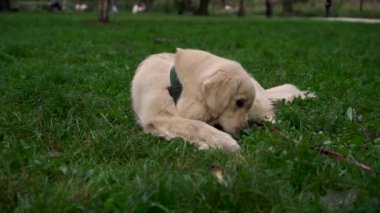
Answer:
[132,49,313,151]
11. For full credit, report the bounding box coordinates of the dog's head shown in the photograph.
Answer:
[175,49,255,136]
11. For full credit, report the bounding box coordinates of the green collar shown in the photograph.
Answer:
[168,66,183,104]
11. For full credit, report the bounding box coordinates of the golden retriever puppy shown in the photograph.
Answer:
[132,49,313,151]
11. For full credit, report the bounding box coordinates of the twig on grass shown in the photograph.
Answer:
[312,147,374,172]
[248,121,376,173]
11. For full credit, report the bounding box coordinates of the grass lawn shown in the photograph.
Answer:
[0,12,379,212]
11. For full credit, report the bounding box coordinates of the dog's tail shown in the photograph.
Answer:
[265,84,316,103]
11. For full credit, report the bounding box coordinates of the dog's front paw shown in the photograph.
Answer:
[212,132,240,152]
[195,132,240,152]
[197,142,210,150]
[224,140,240,152]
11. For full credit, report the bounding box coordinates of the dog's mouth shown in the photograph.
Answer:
[213,123,242,139]
[213,123,224,131]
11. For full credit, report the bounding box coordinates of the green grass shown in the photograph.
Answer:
[0,12,379,212]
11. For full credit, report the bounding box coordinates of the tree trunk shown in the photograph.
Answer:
[265,0,273,18]
[176,0,185,14]
[143,0,154,11]
[237,0,245,17]
[359,0,363,12]
[98,0,110,23]
[325,0,332,17]
[196,0,209,15]
[282,0,293,14]
[221,0,226,8]
[0,0,11,12]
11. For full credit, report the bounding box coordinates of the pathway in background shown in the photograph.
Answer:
[314,17,380,24]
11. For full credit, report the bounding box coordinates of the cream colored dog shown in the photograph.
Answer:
[132,49,313,151]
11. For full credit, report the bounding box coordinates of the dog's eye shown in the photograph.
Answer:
[236,99,245,108]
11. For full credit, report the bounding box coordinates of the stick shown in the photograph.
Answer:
[248,121,375,172]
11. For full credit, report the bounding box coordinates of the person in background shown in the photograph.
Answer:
[49,0,62,10]
[111,0,118,13]
[75,0,88,11]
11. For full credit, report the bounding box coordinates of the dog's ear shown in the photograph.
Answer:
[202,71,240,117]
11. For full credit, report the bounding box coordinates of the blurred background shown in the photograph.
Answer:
[1,0,380,19]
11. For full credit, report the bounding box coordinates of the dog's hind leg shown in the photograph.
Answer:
[248,93,275,122]
[249,79,315,123]
[265,84,315,103]
[143,116,240,152]
[248,78,275,122]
